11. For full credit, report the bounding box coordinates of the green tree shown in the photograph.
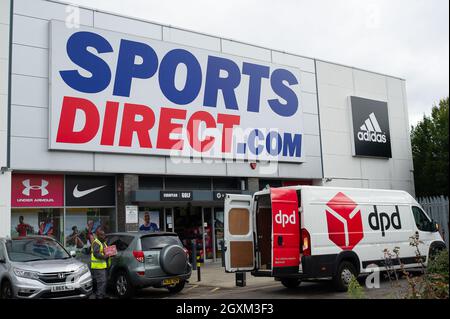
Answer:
[411,97,449,197]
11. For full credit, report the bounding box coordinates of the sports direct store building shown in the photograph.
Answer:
[0,0,414,261]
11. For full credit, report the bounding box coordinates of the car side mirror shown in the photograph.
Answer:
[0,257,6,263]
[70,251,77,258]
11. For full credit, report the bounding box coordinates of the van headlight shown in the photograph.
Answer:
[13,268,40,280]
[77,264,90,276]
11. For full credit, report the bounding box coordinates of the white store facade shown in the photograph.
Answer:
[0,0,414,260]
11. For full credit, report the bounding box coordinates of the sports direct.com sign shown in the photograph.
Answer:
[49,21,305,163]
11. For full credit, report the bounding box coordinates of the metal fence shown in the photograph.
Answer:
[417,196,449,248]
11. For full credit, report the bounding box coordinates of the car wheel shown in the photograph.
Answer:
[167,280,186,294]
[280,278,301,289]
[114,271,135,299]
[333,261,357,292]
[1,280,13,299]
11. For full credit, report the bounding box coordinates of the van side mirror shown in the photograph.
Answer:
[431,221,439,233]
[70,251,77,258]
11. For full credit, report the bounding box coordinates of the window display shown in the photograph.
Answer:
[11,209,63,243]
[138,210,161,232]
[65,208,116,252]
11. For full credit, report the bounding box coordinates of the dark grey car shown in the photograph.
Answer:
[105,232,192,298]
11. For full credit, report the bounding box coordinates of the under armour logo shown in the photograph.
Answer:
[22,179,49,196]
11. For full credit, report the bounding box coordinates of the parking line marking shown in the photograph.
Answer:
[210,287,220,293]
[186,285,199,291]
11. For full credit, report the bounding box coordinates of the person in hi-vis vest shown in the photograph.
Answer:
[91,228,111,299]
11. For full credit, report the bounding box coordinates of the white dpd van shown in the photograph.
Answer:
[223,186,446,291]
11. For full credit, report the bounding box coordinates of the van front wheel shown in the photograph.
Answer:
[281,278,301,289]
[333,261,357,292]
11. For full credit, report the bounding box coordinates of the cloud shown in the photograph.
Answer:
[68,0,449,125]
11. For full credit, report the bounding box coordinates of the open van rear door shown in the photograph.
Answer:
[270,188,300,276]
[224,194,255,272]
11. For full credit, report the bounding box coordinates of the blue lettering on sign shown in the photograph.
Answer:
[283,133,302,157]
[248,129,264,155]
[60,31,113,93]
[268,69,299,117]
[266,131,283,156]
[159,49,202,105]
[203,56,241,110]
[242,62,270,113]
[60,31,302,120]
[113,39,159,97]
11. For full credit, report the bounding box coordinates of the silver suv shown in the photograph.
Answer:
[104,232,192,299]
[0,236,92,299]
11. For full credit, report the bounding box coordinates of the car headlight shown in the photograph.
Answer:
[77,264,90,276]
[13,268,40,280]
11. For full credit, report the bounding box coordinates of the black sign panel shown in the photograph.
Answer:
[350,96,392,158]
[213,191,241,201]
[160,191,193,201]
[65,175,116,207]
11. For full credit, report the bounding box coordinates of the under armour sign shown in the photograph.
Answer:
[11,174,64,207]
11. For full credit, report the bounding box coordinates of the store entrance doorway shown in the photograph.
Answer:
[157,206,224,262]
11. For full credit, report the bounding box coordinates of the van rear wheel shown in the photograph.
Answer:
[281,278,301,289]
[333,261,357,292]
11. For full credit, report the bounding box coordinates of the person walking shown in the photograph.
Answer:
[90,228,111,299]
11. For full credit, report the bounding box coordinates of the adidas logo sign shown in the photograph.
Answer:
[357,113,387,143]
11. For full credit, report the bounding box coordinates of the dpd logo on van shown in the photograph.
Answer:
[326,192,364,250]
[275,210,296,228]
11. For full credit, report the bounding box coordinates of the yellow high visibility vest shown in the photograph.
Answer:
[90,238,110,269]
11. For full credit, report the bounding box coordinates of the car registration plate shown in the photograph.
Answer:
[50,285,75,292]
[163,278,180,286]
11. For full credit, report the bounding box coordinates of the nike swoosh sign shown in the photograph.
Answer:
[73,185,107,198]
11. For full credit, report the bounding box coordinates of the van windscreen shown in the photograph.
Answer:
[140,235,182,250]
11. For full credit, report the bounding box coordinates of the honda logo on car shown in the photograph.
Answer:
[50,21,306,163]
[274,210,296,228]
[326,193,404,250]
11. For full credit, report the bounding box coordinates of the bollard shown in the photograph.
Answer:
[191,242,197,271]
[220,241,225,267]
[196,255,201,282]
[236,272,246,287]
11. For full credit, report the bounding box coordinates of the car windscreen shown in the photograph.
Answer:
[6,238,70,262]
[140,235,182,250]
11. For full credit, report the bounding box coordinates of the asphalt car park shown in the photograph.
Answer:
[126,276,412,299]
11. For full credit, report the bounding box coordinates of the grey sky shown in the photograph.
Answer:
[67,0,449,126]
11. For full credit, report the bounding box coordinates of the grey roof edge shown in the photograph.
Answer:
[45,0,406,81]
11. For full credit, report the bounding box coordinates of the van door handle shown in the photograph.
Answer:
[278,236,283,246]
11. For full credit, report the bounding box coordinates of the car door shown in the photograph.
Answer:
[224,194,255,272]
[0,243,8,279]
[270,188,301,276]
